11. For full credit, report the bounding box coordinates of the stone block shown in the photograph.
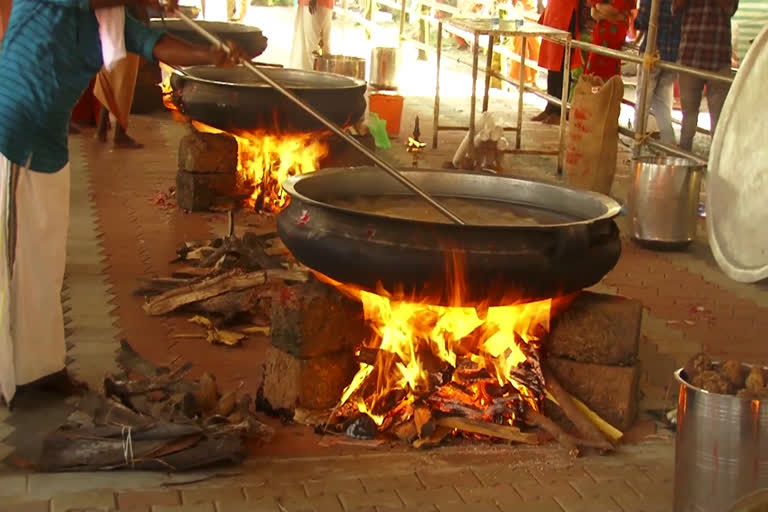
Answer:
[271,277,368,358]
[546,357,640,431]
[317,133,377,169]
[546,292,642,366]
[260,344,357,411]
[176,170,237,211]
[178,131,239,174]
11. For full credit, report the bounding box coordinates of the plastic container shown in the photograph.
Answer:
[368,92,404,137]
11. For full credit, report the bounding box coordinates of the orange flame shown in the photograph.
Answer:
[158,63,329,212]
[320,253,570,429]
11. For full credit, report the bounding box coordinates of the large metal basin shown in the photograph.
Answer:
[277,167,622,305]
[169,65,368,132]
[674,367,768,512]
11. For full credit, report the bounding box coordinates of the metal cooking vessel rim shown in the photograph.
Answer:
[674,366,768,402]
[171,65,368,90]
[282,168,622,229]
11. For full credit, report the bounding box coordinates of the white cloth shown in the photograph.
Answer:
[288,5,332,70]
[0,155,69,404]
[95,6,126,71]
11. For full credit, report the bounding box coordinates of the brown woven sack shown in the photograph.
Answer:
[565,74,624,195]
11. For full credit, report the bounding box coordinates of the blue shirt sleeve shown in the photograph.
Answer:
[124,12,166,62]
[39,0,91,8]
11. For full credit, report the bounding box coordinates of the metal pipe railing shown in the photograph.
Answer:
[335,0,736,163]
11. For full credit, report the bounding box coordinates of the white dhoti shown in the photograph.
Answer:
[288,5,332,70]
[0,154,69,404]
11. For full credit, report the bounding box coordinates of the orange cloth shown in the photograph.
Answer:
[507,0,541,85]
[298,0,334,8]
[537,0,583,71]
[93,55,140,130]
[0,0,12,43]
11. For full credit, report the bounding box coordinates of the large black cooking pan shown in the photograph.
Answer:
[150,19,268,59]
[277,167,623,306]
[169,65,368,132]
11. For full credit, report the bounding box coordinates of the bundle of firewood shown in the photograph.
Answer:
[38,342,273,472]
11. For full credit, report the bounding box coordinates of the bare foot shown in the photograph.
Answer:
[542,113,562,125]
[114,133,144,149]
[531,110,553,122]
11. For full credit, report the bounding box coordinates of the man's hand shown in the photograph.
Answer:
[309,0,317,14]
[208,40,249,67]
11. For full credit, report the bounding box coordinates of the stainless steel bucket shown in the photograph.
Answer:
[627,156,704,246]
[674,368,768,512]
[312,54,366,81]
[369,47,400,90]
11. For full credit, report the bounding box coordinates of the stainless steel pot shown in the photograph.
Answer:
[674,368,768,512]
[627,156,704,247]
[313,54,366,81]
[369,47,400,90]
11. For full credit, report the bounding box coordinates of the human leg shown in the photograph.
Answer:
[649,69,676,145]
[677,72,704,151]
[10,164,69,387]
[289,6,318,70]
[96,106,109,142]
[705,68,733,138]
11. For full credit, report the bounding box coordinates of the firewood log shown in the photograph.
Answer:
[413,406,435,439]
[542,365,614,451]
[436,416,538,445]
[143,268,309,315]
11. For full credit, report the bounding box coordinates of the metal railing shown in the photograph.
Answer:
[333,0,736,166]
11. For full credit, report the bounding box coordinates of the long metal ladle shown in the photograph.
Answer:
[170,8,467,225]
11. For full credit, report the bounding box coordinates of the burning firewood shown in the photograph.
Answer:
[436,416,539,445]
[413,405,435,439]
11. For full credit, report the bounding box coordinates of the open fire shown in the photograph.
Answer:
[160,66,329,213]
[316,253,573,442]
[191,122,328,212]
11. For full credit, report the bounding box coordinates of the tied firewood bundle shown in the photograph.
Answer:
[37,342,273,472]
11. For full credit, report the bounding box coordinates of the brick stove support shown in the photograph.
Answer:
[176,130,239,211]
[260,278,368,410]
[545,292,643,431]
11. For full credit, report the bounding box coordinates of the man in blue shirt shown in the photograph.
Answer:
[634,0,682,144]
[0,0,246,407]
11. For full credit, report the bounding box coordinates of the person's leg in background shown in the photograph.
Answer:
[704,68,733,139]
[648,68,677,145]
[315,5,332,54]
[677,72,704,151]
[289,5,318,70]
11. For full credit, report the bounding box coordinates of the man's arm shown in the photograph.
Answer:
[124,13,246,67]
[38,0,178,10]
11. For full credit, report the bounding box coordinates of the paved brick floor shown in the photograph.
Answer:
[0,7,765,512]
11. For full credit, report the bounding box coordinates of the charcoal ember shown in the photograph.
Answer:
[720,360,746,388]
[371,389,407,417]
[691,370,732,394]
[746,367,766,393]
[344,414,378,440]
